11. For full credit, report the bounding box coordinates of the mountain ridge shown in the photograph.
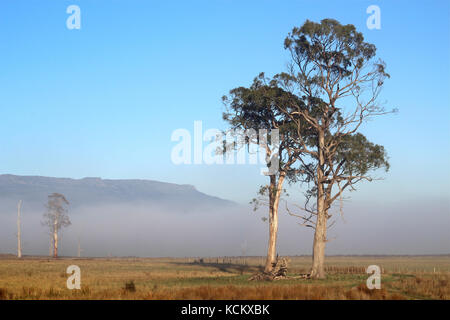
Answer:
[0,174,236,213]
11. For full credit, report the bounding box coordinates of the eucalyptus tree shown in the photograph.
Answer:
[42,193,71,258]
[222,73,305,273]
[275,19,392,278]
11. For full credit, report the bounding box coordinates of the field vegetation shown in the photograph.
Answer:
[0,255,448,300]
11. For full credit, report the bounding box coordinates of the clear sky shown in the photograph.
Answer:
[0,0,449,206]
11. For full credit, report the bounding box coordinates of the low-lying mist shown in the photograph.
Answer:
[0,198,448,257]
[0,203,307,257]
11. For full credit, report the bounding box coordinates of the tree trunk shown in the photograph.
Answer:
[264,212,278,272]
[17,200,22,258]
[310,128,327,279]
[264,175,276,272]
[264,173,285,273]
[53,232,58,258]
[77,237,81,258]
[53,222,58,258]
[310,208,327,279]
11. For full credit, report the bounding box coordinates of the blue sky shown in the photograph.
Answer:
[0,0,449,205]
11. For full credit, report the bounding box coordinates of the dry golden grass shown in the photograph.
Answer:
[143,283,408,300]
[0,255,448,300]
[388,274,449,300]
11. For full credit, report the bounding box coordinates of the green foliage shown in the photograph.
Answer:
[222,73,301,134]
[280,19,392,194]
[42,193,71,232]
[336,133,390,176]
[284,18,387,81]
[224,18,392,232]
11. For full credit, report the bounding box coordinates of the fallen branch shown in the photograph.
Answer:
[249,257,290,281]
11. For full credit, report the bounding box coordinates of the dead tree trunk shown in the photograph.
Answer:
[77,237,82,257]
[17,200,22,258]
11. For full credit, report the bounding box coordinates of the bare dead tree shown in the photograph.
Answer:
[17,200,22,258]
[42,193,71,258]
[77,236,83,258]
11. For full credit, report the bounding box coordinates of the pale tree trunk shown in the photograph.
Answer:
[53,231,58,258]
[77,237,81,258]
[53,220,58,258]
[310,206,327,279]
[264,173,286,273]
[49,237,53,256]
[17,200,22,258]
[310,128,327,279]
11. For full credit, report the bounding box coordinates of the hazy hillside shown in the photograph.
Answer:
[1,175,446,257]
[0,175,256,257]
[0,174,235,214]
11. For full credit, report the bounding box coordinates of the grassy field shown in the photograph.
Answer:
[0,255,449,300]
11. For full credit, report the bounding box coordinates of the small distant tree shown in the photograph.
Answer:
[42,193,71,258]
